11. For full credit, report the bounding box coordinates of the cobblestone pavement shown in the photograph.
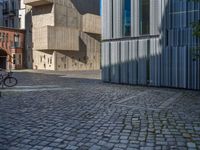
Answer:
[0,71,200,150]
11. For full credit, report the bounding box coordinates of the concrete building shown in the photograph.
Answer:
[18,0,33,69]
[0,27,25,69]
[101,0,200,90]
[24,0,101,71]
[24,4,32,69]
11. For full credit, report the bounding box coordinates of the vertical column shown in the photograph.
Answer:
[131,0,139,37]
[120,41,129,84]
[129,40,138,84]
[150,0,162,35]
[113,0,123,38]
[110,42,120,83]
[101,42,110,82]
[138,39,148,85]
[102,0,112,40]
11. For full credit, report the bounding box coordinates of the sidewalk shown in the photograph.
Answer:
[14,69,101,80]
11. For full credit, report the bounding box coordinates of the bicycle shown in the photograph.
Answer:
[0,69,18,87]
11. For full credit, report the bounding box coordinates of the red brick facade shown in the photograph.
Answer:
[0,27,25,69]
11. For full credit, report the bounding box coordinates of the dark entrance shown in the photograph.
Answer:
[0,49,7,69]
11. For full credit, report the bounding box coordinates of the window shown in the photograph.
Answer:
[139,0,150,35]
[14,34,20,47]
[50,58,52,64]
[6,34,8,48]
[18,0,21,9]
[6,33,8,42]
[4,2,8,10]
[123,0,131,36]
[19,54,22,65]
[5,20,8,27]
[11,19,15,28]
[40,56,42,62]
[19,18,21,28]
[11,1,15,11]
[166,30,169,46]
[2,33,5,42]
[13,54,16,64]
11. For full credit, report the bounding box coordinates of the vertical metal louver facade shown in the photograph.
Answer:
[101,0,200,90]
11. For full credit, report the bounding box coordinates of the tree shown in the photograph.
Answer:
[187,0,200,59]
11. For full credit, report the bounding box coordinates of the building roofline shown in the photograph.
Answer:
[0,26,26,32]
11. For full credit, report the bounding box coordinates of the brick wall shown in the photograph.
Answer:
[0,27,25,69]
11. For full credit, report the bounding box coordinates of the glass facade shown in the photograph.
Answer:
[122,0,131,36]
[139,0,150,35]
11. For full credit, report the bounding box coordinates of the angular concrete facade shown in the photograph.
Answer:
[25,0,101,71]
[102,0,200,90]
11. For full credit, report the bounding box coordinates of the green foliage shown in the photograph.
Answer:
[186,0,200,59]
[192,21,200,38]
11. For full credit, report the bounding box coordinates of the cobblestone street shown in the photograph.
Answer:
[0,71,200,150]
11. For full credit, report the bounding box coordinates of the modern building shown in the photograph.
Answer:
[24,0,101,71]
[101,0,200,90]
[0,27,25,69]
[0,1,3,26]
[2,0,20,28]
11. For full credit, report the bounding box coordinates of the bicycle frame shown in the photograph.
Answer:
[0,70,13,87]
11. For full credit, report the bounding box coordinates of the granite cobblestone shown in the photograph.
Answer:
[0,72,199,149]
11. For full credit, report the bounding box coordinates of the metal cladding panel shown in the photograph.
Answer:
[157,38,162,86]
[138,40,148,85]
[178,47,187,88]
[101,42,110,82]
[162,47,172,87]
[110,42,120,83]
[101,0,200,90]
[150,0,161,35]
[132,0,139,37]
[197,50,200,90]
[187,46,193,89]
[149,38,161,86]
[128,40,138,84]
[113,0,123,38]
[171,47,178,87]
[120,41,129,84]
[102,0,112,40]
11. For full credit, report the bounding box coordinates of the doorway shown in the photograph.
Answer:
[0,49,7,69]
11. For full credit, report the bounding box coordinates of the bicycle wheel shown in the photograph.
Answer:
[4,77,18,87]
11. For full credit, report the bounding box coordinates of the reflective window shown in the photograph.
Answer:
[123,0,131,36]
[139,0,150,35]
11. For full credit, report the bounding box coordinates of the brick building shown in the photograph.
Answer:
[0,27,25,69]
